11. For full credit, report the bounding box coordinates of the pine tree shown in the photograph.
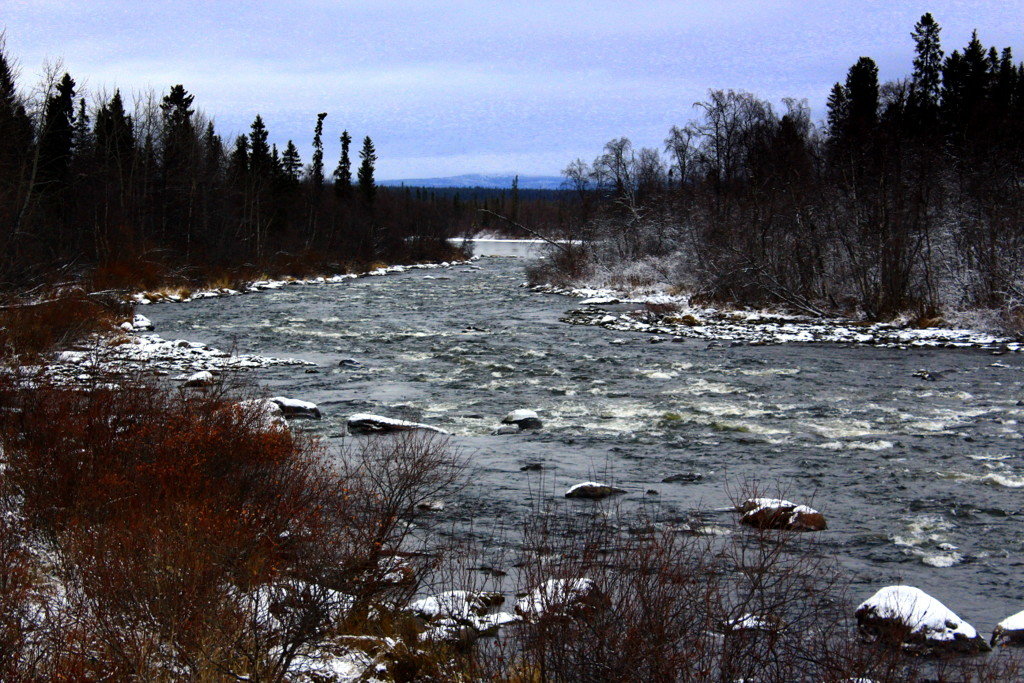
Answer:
[310,112,327,192]
[72,97,92,160]
[357,135,376,205]
[333,130,352,198]
[160,84,196,171]
[0,43,33,236]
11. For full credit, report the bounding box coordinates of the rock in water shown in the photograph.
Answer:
[662,472,704,483]
[183,370,215,387]
[346,413,449,435]
[501,409,543,430]
[132,314,154,331]
[738,498,827,532]
[515,578,603,620]
[236,399,288,431]
[855,585,990,655]
[992,610,1024,647]
[269,396,322,420]
[565,481,626,500]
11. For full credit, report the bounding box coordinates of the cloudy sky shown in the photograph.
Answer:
[5,1,1023,179]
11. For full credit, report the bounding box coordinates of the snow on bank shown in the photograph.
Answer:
[33,332,314,386]
[133,259,476,305]
[534,284,1021,350]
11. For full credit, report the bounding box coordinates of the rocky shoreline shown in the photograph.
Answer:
[533,284,1022,350]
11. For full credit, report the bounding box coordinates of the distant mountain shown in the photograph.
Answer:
[379,174,565,190]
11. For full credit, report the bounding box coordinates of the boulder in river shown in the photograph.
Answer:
[565,481,626,500]
[501,409,543,430]
[236,398,288,431]
[491,425,522,436]
[738,498,827,532]
[346,413,449,435]
[269,396,321,420]
[855,585,990,655]
[132,314,154,331]
[515,578,603,620]
[662,472,704,483]
[183,370,215,387]
[992,609,1024,647]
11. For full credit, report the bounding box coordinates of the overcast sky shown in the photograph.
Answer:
[5,1,1024,179]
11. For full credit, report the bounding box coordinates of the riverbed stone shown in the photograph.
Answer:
[270,396,322,419]
[662,472,704,483]
[346,413,449,435]
[992,609,1024,647]
[183,370,215,387]
[855,585,990,655]
[501,409,543,430]
[565,481,626,500]
[738,498,826,532]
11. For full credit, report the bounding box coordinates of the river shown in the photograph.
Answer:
[145,247,1024,633]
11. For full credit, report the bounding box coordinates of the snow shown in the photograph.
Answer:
[539,284,1022,350]
[856,585,978,642]
[515,578,596,618]
[346,413,450,435]
[409,591,487,621]
[997,609,1024,632]
[237,399,288,431]
[502,409,539,423]
[565,481,612,496]
[184,370,214,386]
[132,259,477,306]
[30,332,316,387]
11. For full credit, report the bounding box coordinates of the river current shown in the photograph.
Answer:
[146,250,1024,633]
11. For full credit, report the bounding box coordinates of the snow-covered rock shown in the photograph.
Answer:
[992,609,1024,647]
[270,396,322,420]
[855,585,990,655]
[237,398,288,432]
[132,314,154,331]
[409,590,504,621]
[738,498,827,532]
[515,578,602,619]
[565,481,626,500]
[501,409,543,430]
[183,370,215,387]
[346,413,449,435]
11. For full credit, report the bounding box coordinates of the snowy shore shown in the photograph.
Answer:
[534,284,1021,351]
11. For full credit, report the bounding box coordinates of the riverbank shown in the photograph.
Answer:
[534,283,1022,351]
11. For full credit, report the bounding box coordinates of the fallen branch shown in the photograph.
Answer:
[478,210,574,257]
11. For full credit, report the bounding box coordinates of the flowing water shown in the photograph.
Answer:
[146,250,1024,633]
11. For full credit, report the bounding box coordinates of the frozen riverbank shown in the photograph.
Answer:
[534,284,1021,351]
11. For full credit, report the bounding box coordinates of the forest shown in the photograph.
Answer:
[542,13,1024,332]
[0,40,571,296]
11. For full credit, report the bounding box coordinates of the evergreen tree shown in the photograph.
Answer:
[909,13,943,129]
[825,82,849,140]
[0,44,33,235]
[248,114,271,178]
[282,140,302,182]
[95,90,134,171]
[310,112,327,192]
[845,57,879,135]
[357,135,376,205]
[333,130,352,198]
[38,73,77,190]
[160,84,196,173]
[72,97,92,160]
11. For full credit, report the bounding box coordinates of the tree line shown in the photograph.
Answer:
[555,14,1024,328]
[0,40,509,289]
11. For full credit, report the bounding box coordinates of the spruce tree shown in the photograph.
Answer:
[95,90,134,171]
[825,82,850,141]
[282,140,302,182]
[38,73,77,190]
[909,13,943,129]
[845,57,879,135]
[357,135,376,205]
[248,114,271,178]
[333,129,352,198]
[310,112,327,192]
